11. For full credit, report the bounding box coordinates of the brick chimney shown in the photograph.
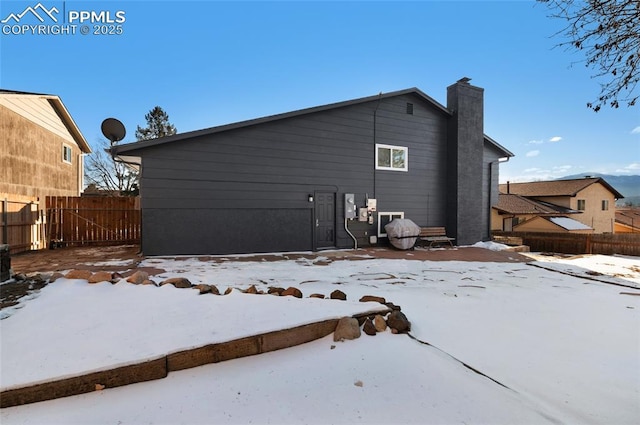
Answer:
[446,78,485,245]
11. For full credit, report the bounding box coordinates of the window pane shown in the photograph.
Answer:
[378,147,391,168]
[392,149,405,169]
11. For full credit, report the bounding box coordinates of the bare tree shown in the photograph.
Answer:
[84,138,139,196]
[538,0,639,111]
[84,106,177,196]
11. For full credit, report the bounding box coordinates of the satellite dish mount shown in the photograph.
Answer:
[101,118,126,144]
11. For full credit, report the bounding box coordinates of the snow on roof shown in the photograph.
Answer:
[548,216,592,231]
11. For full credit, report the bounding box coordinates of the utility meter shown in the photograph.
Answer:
[345,193,356,219]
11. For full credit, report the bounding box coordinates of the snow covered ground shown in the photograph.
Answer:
[1,249,639,424]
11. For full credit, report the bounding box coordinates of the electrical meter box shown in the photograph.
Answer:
[367,198,377,212]
[344,193,356,219]
[358,207,368,222]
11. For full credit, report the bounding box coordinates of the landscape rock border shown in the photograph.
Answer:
[1,268,412,408]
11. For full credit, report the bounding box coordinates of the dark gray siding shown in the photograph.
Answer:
[373,94,449,228]
[482,142,506,241]
[131,94,451,255]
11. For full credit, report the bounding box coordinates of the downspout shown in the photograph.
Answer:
[372,93,382,199]
[345,218,357,250]
[490,157,510,238]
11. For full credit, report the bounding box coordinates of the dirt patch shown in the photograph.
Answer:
[8,245,528,276]
[9,245,142,275]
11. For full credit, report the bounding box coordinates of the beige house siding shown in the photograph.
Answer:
[514,216,593,234]
[569,184,616,233]
[0,96,77,143]
[0,105,83,198]
[491,210,538,231]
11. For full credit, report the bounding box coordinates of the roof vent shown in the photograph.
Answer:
[406,102,413,115]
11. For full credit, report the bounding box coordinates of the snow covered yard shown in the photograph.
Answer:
[1,248,639,424]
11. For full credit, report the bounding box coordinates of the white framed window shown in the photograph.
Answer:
[378,212,404,237]
[601,200,609,211]
[376,144,408,172]
[62,144,72,164]
[577,199,586,210]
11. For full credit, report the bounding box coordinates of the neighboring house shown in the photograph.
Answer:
[114,79,513,255]
[615,208,640,233]
[497,178,624,234]
[0,89,91,199]
[513,216,593,234]
[491,193,583,231]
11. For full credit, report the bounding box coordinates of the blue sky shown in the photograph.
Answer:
[1,0,638,183]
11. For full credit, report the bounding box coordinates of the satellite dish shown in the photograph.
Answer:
[101,118,126,143]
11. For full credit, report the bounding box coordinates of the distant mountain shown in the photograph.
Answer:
[559,173,640,205]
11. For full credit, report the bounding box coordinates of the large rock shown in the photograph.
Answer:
[268,287,284,295]
[88,271,113,284]
[359,295,386,304]
[330,289,347,301]
[126,270,149,284]
[161,277,192,288]
[65,269,92,280]
[374,315,387,332]
[49,272,65,283]
[333,317,361,342]
[362,318,377,336]
[194,284,210,294]
[387,310,411,333]
[244,284,261,294]
[281,287,303,298]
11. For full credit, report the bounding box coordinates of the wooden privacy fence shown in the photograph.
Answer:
[493,231,640,256]
[46,196,140,247]
[1,194,46,254]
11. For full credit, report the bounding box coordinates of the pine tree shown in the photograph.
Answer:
[135,106,177,141]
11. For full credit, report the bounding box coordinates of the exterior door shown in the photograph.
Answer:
[315,192,336,249]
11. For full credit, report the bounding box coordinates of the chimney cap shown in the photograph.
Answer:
[457,77,472,84]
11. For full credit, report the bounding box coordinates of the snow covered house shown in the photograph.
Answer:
[113,79,513,255]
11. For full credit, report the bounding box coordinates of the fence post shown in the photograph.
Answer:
[1,198,7,245]
[586,234,592,254]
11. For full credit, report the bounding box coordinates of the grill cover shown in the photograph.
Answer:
[385,219,420,250]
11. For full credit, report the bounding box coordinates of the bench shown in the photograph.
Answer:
[419,227,455,249]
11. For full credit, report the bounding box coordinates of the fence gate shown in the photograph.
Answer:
[46,196,140,247]
[1,194,46,254]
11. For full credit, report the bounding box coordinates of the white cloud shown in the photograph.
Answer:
[624,163,640,171]
[528,139,544,145]
[526,150,540,157]
[631,126,640,134]
[549,136,562,142]
[553,165,573,172]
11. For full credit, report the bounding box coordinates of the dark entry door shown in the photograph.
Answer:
[315,192,336,249]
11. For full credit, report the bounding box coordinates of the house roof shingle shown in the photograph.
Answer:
[499,178,624,199]
[494,194,579,215]
[615,209,640,229]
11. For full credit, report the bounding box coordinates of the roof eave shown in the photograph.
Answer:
[114,88,453,155]
[48,97,92,154]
